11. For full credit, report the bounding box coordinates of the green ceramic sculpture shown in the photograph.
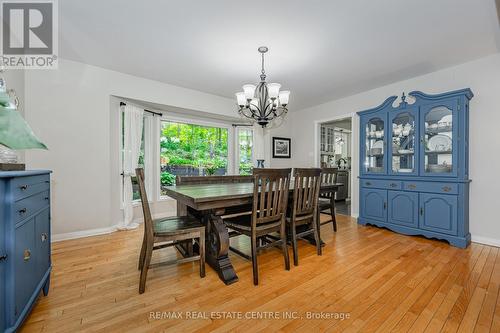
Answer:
[0,77,47,150]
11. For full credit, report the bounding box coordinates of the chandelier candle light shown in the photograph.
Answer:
[235,46,290,128]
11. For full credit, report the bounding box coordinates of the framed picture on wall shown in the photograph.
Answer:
[272,137,291,158]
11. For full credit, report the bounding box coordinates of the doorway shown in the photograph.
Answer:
[319,117,352,216]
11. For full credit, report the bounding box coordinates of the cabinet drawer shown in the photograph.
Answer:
[11,175,50,201]
[402,181,458,194]
[361,179,401,190]
[13,191,50,225]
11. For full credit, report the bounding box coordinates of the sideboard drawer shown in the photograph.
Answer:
[13,191,50,225]
[12,175,50,201]
[362,179,402,190]
[402,182,458,194]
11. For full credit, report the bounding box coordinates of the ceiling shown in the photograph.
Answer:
[60,0,500,110]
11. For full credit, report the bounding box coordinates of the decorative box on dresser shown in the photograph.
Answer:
[357,89,473,248]
[0,170,52,333]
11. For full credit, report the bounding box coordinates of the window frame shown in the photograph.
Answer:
[235,127,254,175]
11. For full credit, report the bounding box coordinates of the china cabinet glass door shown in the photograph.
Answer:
[420,100,458,177]
[389,109,418,175]
[363,116,386,174]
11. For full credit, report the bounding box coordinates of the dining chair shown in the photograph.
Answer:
[136,168,205,294]
[287,168,323,266]
[318,167,338,232]
[224,168,292,285]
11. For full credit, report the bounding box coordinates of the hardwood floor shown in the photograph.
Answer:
[21,214,500,332]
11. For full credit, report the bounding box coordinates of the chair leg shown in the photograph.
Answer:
[138,233,146,271]
[139,244,153,294]
[251,235,259,285]
[199,230,206,278]
[330,198,337,232]
[281,219,290,271]
[291,223,299,266]
[313,212,322,256]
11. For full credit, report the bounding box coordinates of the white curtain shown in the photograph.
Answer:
[119,104,144,230]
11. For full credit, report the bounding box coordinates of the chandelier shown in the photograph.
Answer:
[235,46,290,128]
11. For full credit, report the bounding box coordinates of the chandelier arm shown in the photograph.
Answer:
[263,101,277,119]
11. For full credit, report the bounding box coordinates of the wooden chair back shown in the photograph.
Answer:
[291,168,322,218]
[136,168,154,243]
[251,168,292,226]
[176,175,253,185]
[320,167,338,198]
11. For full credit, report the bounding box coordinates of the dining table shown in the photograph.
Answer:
[163,181,342,285]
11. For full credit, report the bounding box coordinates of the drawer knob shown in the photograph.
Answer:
[23,249,31,261]
[0,254,7,261]
[365,182,372,186]
[390,183,398,188]
[19,185,29,191]
[442,186,452,192]
[407,184,417,189]
[44,196,49,201]
[18,208,27,215]
[41,233,48,242]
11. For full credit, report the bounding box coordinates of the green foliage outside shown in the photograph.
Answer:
[238,129,253,175]
[160,122,229,186]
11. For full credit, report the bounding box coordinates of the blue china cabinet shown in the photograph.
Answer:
[357,89,473,248]
[1,170,52,333]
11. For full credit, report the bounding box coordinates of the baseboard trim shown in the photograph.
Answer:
[52,212,176,242]
[471,235,500,248]
[52,226,118,242]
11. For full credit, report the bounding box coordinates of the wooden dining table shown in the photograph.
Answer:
[163,181,342,285]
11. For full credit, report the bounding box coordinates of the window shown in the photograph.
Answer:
[237,128,253,175]
[160,121,229,196]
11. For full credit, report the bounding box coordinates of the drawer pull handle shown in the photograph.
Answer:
[383,202,387,210]
[44,197,49,201]
[420,207,424,216]
[442,186,452,192]
[19,208,27,215]
[23,249,31,261]
[19,185,29,191]
[365,182,372,186]
[0,254,7,261]
[41,233,48,242]
[390,183,398,188]
[407,184,417,189]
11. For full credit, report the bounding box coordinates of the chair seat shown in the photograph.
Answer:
[225,215,281,233]
[318,197,331,209]
[153,216,203,235]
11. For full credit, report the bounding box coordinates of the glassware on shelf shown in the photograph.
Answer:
[424,106,453,173]
[391,112,415,173]
[365,117,385,173]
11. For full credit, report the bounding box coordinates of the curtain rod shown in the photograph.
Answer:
[232,123,254,127]
[120,102,162,117]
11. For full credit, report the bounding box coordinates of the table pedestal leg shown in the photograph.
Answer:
[205,213,238,285]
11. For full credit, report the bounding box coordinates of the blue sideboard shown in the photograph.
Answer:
[357,89,473,248]
[0,170,52,333]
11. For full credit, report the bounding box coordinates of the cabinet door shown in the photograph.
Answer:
[389,108,418,175]
[361,114,387,175]
[35,209,51,281]
[388,191,418,227]
[360,188,387,222]
[420,99,458,177]
[419,193,458,235]
[14,219,37,321]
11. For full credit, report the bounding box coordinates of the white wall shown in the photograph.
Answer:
[23,59,253,239]
[288,53,500,246]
